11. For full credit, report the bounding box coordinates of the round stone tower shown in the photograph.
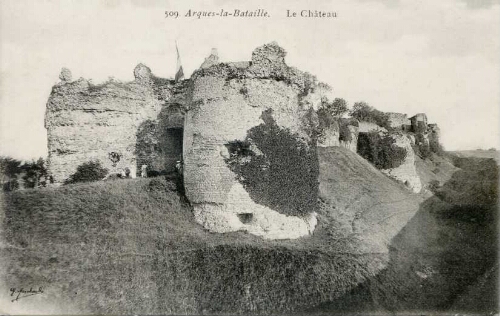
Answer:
[183,43,321,239]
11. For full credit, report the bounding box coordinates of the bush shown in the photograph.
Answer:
[414,133,432,159]
[0,156,22,178]
[3,178,19,192]
[21,158,48,188]
[350,102,390,130]
[148,177,177,192]
[419,144,431,159]
[357,132,407,169]
[64,160,108,184]
[430,141,443,155]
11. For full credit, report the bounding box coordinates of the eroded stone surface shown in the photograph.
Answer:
[200,48,219,69]
[318,123,340,147]
[192,183,317,239]
[59,67,72,82]
[359,121,387,133]
[45,65,186,182]
[381,133,422,193]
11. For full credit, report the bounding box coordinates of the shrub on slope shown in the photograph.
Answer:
[357,132,407,169]
[64,160,108,184]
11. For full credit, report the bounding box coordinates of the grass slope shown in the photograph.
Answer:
[317,147,422,250]
[414,153,458,190]
[1,147,424,314]
[308,154,498,314]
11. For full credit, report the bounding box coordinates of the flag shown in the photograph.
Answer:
[175,42,184,82]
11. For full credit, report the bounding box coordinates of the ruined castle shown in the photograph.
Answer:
[45,42,440,239]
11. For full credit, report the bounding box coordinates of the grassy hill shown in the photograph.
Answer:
[1,147,496,314]
[414,153,458,191]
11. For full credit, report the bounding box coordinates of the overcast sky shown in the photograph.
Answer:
[1,0,499,159]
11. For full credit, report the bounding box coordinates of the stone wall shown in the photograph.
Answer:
[359,121,387,133]
[183,43,321,239]
[317,122,340,147]
[317,116,359,152]
[45,65,186,183]
[317,112,340,147]
[410,113,428,133]
[387,112,410,130]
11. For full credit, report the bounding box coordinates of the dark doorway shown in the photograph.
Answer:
[164,128,183,173]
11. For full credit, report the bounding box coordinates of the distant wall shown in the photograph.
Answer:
[410,113,428,133]
[387,112,410,130]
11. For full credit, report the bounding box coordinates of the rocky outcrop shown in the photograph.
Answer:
[380,133,422,193]
[59,67,72,82]
[183,42,321,239]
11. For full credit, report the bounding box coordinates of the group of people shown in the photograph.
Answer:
[139,160,183,178]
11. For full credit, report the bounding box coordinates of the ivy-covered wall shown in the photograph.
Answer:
[224,110,319,217]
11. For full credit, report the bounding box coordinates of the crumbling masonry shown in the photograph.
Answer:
[45,42,439,239]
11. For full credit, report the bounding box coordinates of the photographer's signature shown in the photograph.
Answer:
[10,287,44,302]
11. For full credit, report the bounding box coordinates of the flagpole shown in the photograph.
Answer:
[175,40,184,82]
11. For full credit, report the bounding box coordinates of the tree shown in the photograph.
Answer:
[320,98,349,118]
[0,156,22,178]
[22,158,49,188]
[316,82,332,99]
[1,156,23,191]
[331,98,349,117]
[351,101,390,129]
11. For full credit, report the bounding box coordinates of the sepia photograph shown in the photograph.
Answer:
[0,0,498,314]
